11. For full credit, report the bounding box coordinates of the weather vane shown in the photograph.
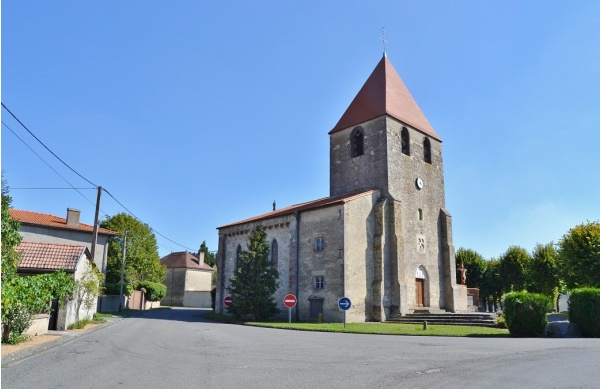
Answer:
[380,27,388,54]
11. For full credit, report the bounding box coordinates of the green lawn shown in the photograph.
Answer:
[204,313,509,337]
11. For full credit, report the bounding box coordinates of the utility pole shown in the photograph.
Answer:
[119,231,127,311]
[91,186,102,264]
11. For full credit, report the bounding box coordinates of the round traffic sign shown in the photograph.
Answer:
[283,294,297,308]
[224,295,233,307]
[338,297,351,311]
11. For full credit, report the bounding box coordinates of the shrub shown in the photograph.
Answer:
[103,282,133,296]
[503,291,552,337]
[568,288,600,337]
[137,281,166,302]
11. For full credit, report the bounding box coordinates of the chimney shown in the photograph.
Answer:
[198,252,205,266]
[66,208,81,227]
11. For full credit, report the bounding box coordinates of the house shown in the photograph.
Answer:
[16,241,100,330]
[160,251,214,308]
[10,208,119,275]
[216,53,467,323]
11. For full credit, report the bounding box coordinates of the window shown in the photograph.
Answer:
[351,127,364,157]
[315,237,325,251]
[423,137,432,164]
[418,208,423,221]
[401,127,410,155]
[314,276,324,289]
[236,245,242,268]
[271,239,278,269]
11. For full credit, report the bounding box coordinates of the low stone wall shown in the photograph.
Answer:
[24,314,49,336]
[183,291,212,308]
[98,295,125,313]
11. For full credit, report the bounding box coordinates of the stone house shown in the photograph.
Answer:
[215,53,467,323]
[160,251,214,308]
[16,241,100,330]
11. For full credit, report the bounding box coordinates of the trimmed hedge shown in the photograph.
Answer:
[569,288,600,337]
[503,291,552,337]
[137,281,166,302]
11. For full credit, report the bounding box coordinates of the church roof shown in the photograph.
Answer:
[329,54,440,141]
[160,251,214,271]
[218,190,378,229]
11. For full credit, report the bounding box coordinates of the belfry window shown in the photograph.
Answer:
[271,239,278,269]
[236,245,242,269]
[423,138,432,164]
[351,127,364,158]
[401,127,410,155]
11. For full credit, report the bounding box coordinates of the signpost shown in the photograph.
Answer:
[283,294,297,324]
[224,295,233,308]
[338,297,351,328]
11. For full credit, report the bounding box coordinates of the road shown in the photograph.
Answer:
[2,308,598,388]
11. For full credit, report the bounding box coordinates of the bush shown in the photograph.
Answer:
[137,281,166,302]
[503,291,552,337]
[104,282,133,296]
[568,288,600,337]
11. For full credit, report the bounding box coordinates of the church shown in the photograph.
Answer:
[215,53,467,322]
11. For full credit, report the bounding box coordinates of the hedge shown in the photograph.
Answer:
[569,288,600,337]
[137,281,166,302]
[503,291,552,337]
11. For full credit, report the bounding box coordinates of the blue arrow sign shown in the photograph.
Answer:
[338,297,351,311]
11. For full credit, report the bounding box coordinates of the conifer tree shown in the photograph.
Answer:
[227,226,279,320]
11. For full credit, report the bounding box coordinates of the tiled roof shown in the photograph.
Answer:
[10,209,119,236]
[330,54,440,141]
[160,252,214,271]
[218,189,378,229]
[16,241,90,272]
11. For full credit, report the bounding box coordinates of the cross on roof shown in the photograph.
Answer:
[380,27,388,54]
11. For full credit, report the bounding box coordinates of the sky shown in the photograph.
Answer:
[2,1,599,260]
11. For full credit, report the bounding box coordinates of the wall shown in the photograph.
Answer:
[163,268,186,306]
[183,291,212,308]
[56,256,98,330]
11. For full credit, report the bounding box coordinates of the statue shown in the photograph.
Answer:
[458,262,467,286]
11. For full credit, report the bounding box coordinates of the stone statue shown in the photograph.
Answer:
[458,262,467,285]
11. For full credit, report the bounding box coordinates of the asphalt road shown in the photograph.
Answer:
[2,308,599,389]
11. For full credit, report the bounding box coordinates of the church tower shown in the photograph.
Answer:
[329,54,466,318]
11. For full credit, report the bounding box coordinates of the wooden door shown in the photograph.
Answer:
[416,279,425,307]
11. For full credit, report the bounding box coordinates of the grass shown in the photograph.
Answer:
[67,314,108,330]
[204,313,509,337]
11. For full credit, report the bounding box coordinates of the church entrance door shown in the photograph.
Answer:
[415,279,425,307]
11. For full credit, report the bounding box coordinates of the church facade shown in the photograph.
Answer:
[215,54,467,322]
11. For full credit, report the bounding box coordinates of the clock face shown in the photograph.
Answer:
[416,178,424,189]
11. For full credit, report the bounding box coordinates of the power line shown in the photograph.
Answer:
[3,104,195,253]
[2,103,98,188]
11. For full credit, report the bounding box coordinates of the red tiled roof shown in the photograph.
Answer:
[160,252,214,271]
[218,189,378,229]
[330,54,440,141]
[9,209,119,236]
[16,241,90,272]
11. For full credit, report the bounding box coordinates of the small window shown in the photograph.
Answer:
[314,276,324,289]
[418,208,423,221]
[271,239,278,269]
[236,245,242,269]
[423,138,432,164]
[401,127,410,155]
[315,238,325,251]
[351,127,364,158]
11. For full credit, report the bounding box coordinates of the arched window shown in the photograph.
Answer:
[401,127,410,155]
[423,137,431,164]
[271,239,278,269]
[351,127,364,158]
[236,245,242,269]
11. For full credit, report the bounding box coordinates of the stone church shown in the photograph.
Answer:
[215,53,467,322]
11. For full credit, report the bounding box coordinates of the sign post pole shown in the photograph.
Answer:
[338,297,351,329]
[283,294,297,324]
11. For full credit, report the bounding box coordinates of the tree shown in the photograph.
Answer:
[558,221,600,289]
[528,243,561,307]
[2,176,21,279]
[100,213,166,291]
[227,226,279,320]
[480,258,502,309]
[199,241,217,267]
[72,266,104,323]
[455,248,487,289]
[499,246,531,292]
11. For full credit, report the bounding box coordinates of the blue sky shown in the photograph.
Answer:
[2,1,599,260]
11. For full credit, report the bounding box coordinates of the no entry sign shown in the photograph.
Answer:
[224,295,233,307]
[283,294,297,308]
